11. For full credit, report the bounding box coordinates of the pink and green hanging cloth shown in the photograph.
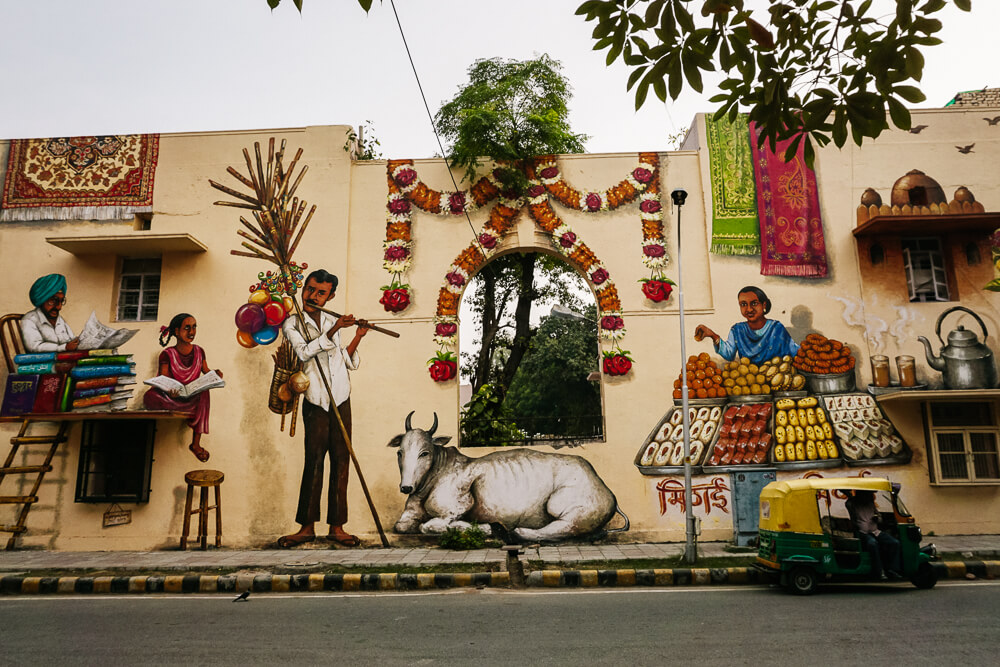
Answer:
[749,122,829,278]
[706,114,760,255]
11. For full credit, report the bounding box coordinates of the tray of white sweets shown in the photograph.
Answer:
[820,393,910,466]
[635,404,723,475]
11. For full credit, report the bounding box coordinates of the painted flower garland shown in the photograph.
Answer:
[383,154,667,380]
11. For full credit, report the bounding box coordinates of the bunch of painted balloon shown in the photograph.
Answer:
[234,265,307,349]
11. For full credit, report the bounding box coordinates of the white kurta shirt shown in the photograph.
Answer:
[282,311,359,410]
[20,307,75,353]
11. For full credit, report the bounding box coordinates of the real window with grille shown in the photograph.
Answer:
[116,258,161,321]
[925,401,1000,485]
[902,238,951,302]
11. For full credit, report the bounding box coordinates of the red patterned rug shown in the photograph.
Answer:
[749,122,828,278]
[1,134,159,221]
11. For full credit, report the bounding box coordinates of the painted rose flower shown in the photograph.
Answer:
[639,199,662,214]
[590,268,609,285]
[585,193,603,211]
[384,245,409,261]
[559,232,577,248]
[527,184,546,198]
[379,287,410,313]
[641,279,673,303]
[602,352,633,376]
[478,232,498,249]
[448,191,466,214]
[601,315,625,332]
[632,167,653,184]
[539,166,559,180]
[643,244,666,258]
[394,168,417,187]
[435,322,458,337]
[388,198,411,214]
[445,271,466,287]
[429,359,458,382]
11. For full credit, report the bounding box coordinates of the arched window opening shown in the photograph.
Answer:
[458,251,603,447]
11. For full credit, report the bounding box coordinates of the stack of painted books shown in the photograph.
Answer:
[0,350,136,417]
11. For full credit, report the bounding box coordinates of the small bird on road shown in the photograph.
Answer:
[985,116,1000,126]
[956,144,975,154]
[909,124,929,134]
[233,590,250,602]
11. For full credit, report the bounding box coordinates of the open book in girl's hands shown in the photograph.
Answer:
[143,370,225,398]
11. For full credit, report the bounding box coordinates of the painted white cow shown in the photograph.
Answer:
[389,412,627,542]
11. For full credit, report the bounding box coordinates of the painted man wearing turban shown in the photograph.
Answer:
[21,273,80,353]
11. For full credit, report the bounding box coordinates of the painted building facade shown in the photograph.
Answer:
[1,102,999,550]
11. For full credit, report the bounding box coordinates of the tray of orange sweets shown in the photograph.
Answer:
[671,353,728,403]
[793,334,856,374]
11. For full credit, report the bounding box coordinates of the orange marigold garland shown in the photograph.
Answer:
[385,154,664,379]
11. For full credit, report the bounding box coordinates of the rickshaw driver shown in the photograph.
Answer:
[846,490,902,580]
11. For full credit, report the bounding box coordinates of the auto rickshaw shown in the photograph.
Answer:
[754,477,938,594]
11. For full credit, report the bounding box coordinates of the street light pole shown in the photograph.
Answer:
[671,187,698,564]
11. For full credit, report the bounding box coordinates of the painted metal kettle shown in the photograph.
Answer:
[917,306,998,390]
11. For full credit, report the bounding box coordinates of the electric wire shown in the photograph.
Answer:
[388,0,496,274]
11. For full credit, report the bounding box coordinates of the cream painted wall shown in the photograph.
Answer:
[1,104,999,550]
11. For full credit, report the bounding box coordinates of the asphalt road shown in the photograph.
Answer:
[1,582,998,665]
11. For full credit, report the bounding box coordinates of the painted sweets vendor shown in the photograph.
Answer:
[21,273,81,353]
[694,286,799,364]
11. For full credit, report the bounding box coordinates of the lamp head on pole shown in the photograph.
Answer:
[671,188,688,207]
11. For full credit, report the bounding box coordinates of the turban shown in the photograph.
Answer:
[29,274,67,308]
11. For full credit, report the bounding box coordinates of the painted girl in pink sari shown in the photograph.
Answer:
[143,313,222,462]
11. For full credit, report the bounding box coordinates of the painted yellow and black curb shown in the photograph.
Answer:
[1,561,997,595]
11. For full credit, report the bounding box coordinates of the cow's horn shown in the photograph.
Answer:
[428,412,438,436]
[405,410,415,432]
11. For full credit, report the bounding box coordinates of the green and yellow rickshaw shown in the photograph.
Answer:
[755,477,938,594]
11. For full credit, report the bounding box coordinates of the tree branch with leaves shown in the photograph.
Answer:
[577,0,972,164]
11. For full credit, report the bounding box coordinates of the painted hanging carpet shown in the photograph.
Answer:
[749,122,828,278]
[706,113,760,255]
[1,134,159,221]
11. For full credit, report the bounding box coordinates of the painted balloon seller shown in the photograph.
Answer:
[694,286,799,364]
[277,269,370,549]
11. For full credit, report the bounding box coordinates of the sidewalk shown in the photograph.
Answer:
[1,535,998,573]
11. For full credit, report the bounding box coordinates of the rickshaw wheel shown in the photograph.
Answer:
[788,566,818,595]
[911,562,938,590]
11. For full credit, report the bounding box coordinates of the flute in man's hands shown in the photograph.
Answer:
[313,305,400,338]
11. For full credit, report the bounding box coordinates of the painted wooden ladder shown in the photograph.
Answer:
[0,418,69,550]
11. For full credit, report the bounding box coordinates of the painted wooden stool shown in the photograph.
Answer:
[180,469,224,550]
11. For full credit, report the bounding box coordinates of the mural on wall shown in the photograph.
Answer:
[390,412,627,542]
[21,274,79,353]
[0,135,159,222]
[635,284,914,478]
[694,286,799,366]
[1,274,140,418]
[383,153,668,380]
[656,477,730,516]
[209,139,392,549]
[706,114,829,277]
[142,313,225,462]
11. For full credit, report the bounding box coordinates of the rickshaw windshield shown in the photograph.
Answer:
[894,491,913,518]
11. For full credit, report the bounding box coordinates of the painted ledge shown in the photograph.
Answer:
[876,388,1000,404]
[852,212,1000,238]
[46,233,208,255]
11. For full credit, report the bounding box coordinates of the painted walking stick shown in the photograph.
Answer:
[211,138,391,548]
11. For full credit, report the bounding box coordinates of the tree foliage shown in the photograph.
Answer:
[461,252,588,394]
[504,305,602,438]
[434,56,588,193]
[576,0,972,164]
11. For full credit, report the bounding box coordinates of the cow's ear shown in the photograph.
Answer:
[433,436,451,446]
[387,434,404,448]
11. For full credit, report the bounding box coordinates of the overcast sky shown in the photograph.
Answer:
[0,1,995,157]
